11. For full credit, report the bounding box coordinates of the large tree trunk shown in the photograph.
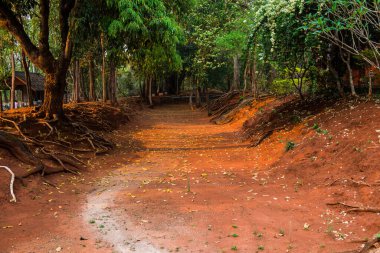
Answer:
[39,69,68,119]
[21,50,33,106]
[0,0,77,120]
[101,34,107,103]
[231,55,240,92]
[10,52,16,109]
[88,58,96,101]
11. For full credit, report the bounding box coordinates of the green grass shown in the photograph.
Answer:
[285,141,296,151]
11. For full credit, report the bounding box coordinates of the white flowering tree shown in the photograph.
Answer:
[247,0,318,98]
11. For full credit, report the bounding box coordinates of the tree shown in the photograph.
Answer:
[306,0,380,70]
[107,0,188,106]
[0,0,79,119]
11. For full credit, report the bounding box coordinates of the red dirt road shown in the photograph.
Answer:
[1,103,379,252]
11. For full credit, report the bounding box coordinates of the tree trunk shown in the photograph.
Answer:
[143,78,148,100]
[40,70,67,119]
[329,63,345,98]
[251,47,258,98]
[368,72,373,99]
[10,52,16,109]
[80,67,88,101]
[21,50,33,106]
[101,34,107,103]
[297,78,305,100]
[189,88,194,110]
[113,67,117,104]
[108,60,117,105]
[0,90,3,112]
[3,86,8,103]
[243,51,251,97]
[195,87,201,108]
[156,78,160,95]
[231,55,240,92]
[205,87,211,116]
[88,58,96,101]
[0,0,76,120]
[176,73,179,95]
[73,60,80,103]
[340,51,357,97]
[148,76,153,107]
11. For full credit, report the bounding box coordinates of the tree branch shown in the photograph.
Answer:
[60,0,76,62]
[39,0,50,52]
[0,2,39,63]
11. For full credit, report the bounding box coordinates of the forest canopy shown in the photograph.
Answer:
[0,0,379,117]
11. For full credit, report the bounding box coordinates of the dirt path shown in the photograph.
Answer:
[83,104,376,253]
[1,104,378,252]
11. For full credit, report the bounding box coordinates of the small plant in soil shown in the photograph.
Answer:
[253,231,263,238]
[294,178,303,192]
[89,220,96,224]
[257,245,265,251]
[231,245,238,251]
[232,225,238,228]
[285,141,296,151]
[232,233,239,238]
[312,123,329,135]
[291,115,302,124]
[325,224,335,237]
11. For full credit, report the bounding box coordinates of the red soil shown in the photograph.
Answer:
[0,99,379,253]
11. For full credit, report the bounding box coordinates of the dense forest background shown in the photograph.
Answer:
[0,0,379,117]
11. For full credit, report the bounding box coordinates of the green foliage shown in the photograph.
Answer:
[272,79,301,95]
[285,141,296,151]
[304,0,380,69]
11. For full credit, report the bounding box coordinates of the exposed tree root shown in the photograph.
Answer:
[0,131,44,171]
[341,235,380,253]
[211,97,254,125]
[0,102,133,181]
[327,202,380,213]
[0,166,17,202]
[327,178,372,187]
[208,91,240,116]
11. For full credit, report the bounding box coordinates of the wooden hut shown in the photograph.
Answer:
[0,71,44,109]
